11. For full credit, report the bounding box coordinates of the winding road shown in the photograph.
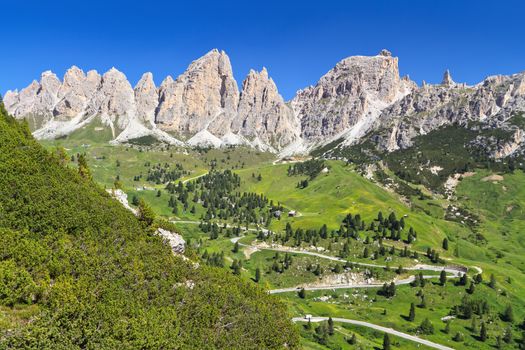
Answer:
[293,317,454,350]
[181,171,208,184]
[171,222,460,350]
[270,273,455,294]
[172,220,467,284]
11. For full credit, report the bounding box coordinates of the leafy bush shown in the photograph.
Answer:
[0,259,36,306]
[0,107,298,348]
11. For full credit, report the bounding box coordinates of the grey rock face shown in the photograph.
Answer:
[4,49,525,156]
[441,69,455,86]
[155,49,239,136]
[84,67,137,131]
[233,68,300,149]
[292,50,416,142]
[134,72,158,127]
[370,72,525,152]
[54,66,100,119]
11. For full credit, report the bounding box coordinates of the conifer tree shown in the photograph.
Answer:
[480,322,488,342]
[383,333,391,350]
[408,302,416,321]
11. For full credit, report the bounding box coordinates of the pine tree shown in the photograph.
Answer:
[480,322,488,342]
[327,317,334,335]
[503,326,513,343]
[255,267,261,283]
[519,331,525,350]
[467,281,476,294]
[305,319,312,330]
[298,288,306,299]
[419,293,427,308]
[453,332,464,342]
[440,270,447,286]
[77,154,92,179]
[459,273,468,286]
[442,238,449,250]
[232,241,239,253]
[471,317,478,333]
[408,302,416,321]
[419,318,434,334]
[444,320,451,334]
[383,333,391,350]
[474,273,483,284]
[347,333,357,344]
[503,305,515,323]
[495,335,502,348]
[137,198,155,226]
[489,274,496,289]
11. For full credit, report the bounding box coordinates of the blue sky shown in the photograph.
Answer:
[2,0,524,100]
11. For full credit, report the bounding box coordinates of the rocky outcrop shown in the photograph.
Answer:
[134,72,158,127]
[5,49,525,157]
[85,67,137,132]
[441,69,455,86]
[370,71,525,152]
[54,66,100,119]
[292,49,416,144]
[4,49,299,151]
[233,68,300,148]
[157,228,185,254]
[155,49,239,137]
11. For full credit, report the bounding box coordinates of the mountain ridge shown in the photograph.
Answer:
[5,49,525,158]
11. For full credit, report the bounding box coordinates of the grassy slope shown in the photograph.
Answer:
[0,110,298,349]
[455,170,525,295]
[283,280,511,350]
[238,161,469,253]
[34,123,525,349]
[235,160,525,349]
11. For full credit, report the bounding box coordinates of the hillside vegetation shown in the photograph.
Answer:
[0,105,298,349]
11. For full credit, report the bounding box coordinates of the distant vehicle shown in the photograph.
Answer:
[305,314,312,320]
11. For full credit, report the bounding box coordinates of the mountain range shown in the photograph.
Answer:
[4,48,525,158]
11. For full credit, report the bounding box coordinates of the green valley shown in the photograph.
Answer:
[23,122,525,350]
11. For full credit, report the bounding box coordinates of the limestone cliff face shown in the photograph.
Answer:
[233,68,299,148]
[84,67,138,131]
[54,66,101,119]
[134,72,158,127]
[369,71,525,152]
[291,49,416,143]
[155,49,239,136]
[4,49,525,156]
[4,49,297,150]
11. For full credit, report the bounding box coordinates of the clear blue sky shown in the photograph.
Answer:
[2,0,524,100]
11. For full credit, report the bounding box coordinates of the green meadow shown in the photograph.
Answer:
[36,134,525,349]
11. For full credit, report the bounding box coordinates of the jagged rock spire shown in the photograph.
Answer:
[442,69,455,86]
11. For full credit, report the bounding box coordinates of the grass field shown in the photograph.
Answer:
[238,161,472,255]
[35,132,525,349]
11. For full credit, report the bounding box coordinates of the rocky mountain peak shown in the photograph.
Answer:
[134,72,158,125]
[6,49,524,156]
[441,69,455,86]
[232,68,300,149]
[63,66,86,86]
[156,49,239,136]
[293,50,415,143]
[84,67,136,131]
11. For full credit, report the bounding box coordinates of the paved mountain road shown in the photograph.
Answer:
[293,317,454,350]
